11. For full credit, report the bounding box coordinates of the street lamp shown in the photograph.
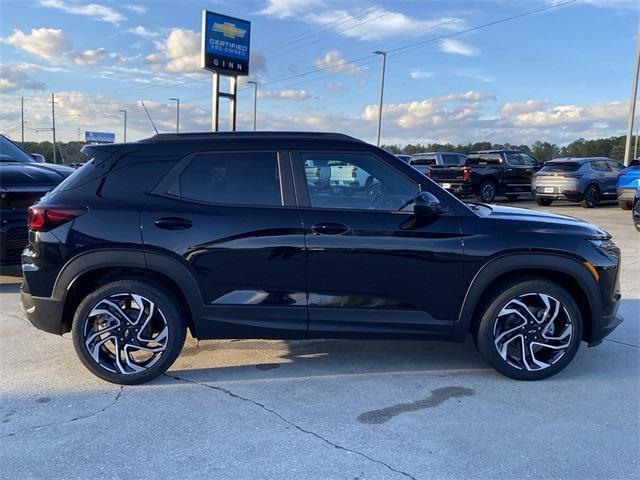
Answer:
[170,98,180,133]
[118,109,127,142]
[247,80,258,131]
[372,51,386,147]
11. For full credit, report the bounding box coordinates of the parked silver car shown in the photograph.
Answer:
[532,157,624,208]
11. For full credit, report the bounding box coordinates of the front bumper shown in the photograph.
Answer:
[20,285,66,335]
[617,188,636,202]
[587,297,623,346]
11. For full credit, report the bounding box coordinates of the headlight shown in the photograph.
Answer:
[587,237,620,260]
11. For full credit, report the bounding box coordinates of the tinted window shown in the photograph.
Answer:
[102,158,175,201]
[591,161,610,172]
[179,152,281,206]
[410,155,436,166]
[301,152,418,211]
[541,162,581,172]
[607,161,624,171]
[467,153,501,165]
[441,154,464,165]
[0,135,34,162]
[505,153,538,166]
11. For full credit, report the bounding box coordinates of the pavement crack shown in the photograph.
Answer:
[604,338,638,348]
[0,387,124,440]
[165,373,418,480]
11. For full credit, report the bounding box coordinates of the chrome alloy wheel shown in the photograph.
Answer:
[83,293,168,375]
[493,293,573,372]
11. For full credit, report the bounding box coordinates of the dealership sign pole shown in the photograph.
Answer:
[201,10,251,132]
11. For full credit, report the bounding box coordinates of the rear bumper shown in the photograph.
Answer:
[438,182,473,196]
[20,285,66,335]
[533,189,583,202]
[0,209,28,264]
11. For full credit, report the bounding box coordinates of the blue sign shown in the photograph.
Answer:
[201,10,251,76]
[85,131,115,144]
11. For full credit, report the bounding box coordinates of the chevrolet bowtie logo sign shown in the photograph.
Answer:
[212,21,246,39]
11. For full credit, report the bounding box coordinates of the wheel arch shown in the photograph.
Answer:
[450,253,601,344]
[53,249,203,336]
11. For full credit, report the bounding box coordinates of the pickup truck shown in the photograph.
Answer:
[429,150,541,202]
[328,160,373,194]
[408,152,467,177]
[304,159,331,191]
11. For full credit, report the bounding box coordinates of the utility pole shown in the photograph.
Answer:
[51,93,57,165]
[624,25,640,165]
[373,50,387,147]
[247,81,258,131]
[170,98,180,133]
[21,97,24,145]
[119,109,127,142]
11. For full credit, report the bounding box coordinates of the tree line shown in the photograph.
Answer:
[382,135,631,162]
[13,135,634,165]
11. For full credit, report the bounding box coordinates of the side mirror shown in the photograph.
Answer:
[31,153,46,163]
[413,192,444,219]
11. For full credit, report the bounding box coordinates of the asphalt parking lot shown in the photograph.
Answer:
[1,199,638,480]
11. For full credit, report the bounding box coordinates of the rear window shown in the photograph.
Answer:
[410,155,436,166]
[540,162,581,172]
[467,153,502,165]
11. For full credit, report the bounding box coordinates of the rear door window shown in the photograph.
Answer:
[178,152,282,206]
[591,161,610,172]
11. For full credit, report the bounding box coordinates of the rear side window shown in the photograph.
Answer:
[467,153,501,165]
[591,161,610,172]
[101,158,175,201]
[179,152,281,206]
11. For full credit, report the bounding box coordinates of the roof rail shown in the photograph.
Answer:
[140,131,363,143]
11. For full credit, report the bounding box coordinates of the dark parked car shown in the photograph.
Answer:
[616,159,640,210]
[532,157,624,208]
[429,150,541,202]
[408,152,467,178]
[21,132,623,384]
[0,134,74,264]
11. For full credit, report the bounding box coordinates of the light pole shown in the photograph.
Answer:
[373,50,386,147]
[247,81,258,131]
[170,98,180,133]
[119,109,127,142]
[624,25,640,165]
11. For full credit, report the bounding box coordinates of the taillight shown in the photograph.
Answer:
[28,206,86,232]
[426,166,431,177]
[462,166,471,182]
[351,167,357,178]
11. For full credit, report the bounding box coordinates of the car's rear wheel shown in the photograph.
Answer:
[619,200,632,210]
[536,197,553,206]
[478,181,497,203]
[72,279,187,385]
[581,185,599,208]
[474,278,582,380]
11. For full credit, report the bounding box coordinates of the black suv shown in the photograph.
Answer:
[21,132,623,384]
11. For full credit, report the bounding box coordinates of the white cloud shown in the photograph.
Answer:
[2,28,71,62]
[260,0,323,18]
[408,68,434,80]
[314,50,363,78]
[306,8,465,41]
[145,28,201,73]
[39,0,125,24]
[454,69,495,83]
[259,89,311,100]
[124,4,147,14]
[128,26,158,38]
[500,99,627,127]
[0,64,46,93]
[439,38,478,57]
[73,48,124,65]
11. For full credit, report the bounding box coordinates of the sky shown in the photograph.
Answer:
[0,0,638,146]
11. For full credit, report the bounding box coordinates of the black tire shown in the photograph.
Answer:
[478,180,497,203]
[619,200,632,211]
[505,194,519,200]
[581,185,599,208]
[72,279,187,385]
[536,197,553,206]
[473,278,582,381]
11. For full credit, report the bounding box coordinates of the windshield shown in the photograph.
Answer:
[0,135,35,163]
[541,162,581,172]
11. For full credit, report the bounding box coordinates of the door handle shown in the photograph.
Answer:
[154,217,193,230]
[311,222,349,235]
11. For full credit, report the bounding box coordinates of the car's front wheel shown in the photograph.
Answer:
[72,279,187,385]
[474,278,582,380]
